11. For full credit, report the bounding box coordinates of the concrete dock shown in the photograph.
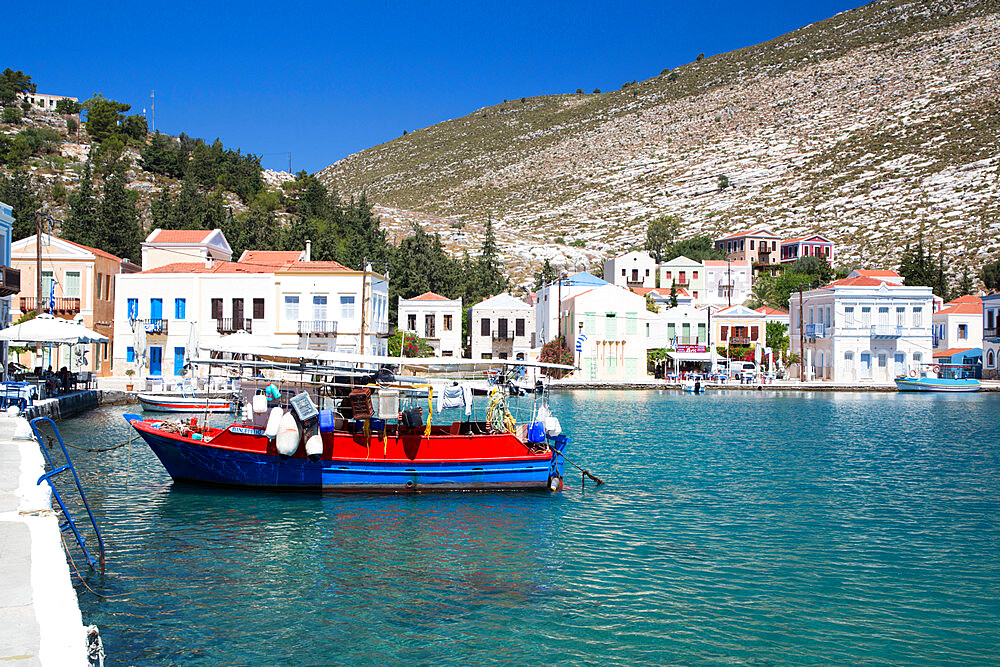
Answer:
[0,415,88,665]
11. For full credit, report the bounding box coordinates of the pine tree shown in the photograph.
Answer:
[533,259,558,290]
[669,281,678,308]
[62,161,98,246]
[225,204,280,260]
[476,214,507,298]
[0,169,41,240]
[96,165,143,262]
[951,267,974,300]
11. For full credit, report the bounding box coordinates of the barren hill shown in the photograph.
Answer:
[319,0,1000,288]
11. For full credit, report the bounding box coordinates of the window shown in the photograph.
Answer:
[93,273,101,301]
[621,269,626,277]
[253,298,264,319]
[645,269,650,277]
[127,298,139,320]
[443,314,453,331]
[693,271,698,280]
[424,314,435,338]
[665,271,672,280]
[913,352,922,365]
[481,353,492,360]
[126,346,135,363]
[912,306,923,328]
[212,298,224,320]
[283,295,299,322]
[679,271,686,284]
[772,241,776,250]
[174,347,185,376]
[958,324,967,340]
[340,295,355,319]
[631,269,639,282]
[498,318,508,338]
[481,318,490,336]
[896,306,905,327]
[175,298,186,320]
[693,291,698,299]
[988,350,995,368]
[878,352,888,368]
[861,306,871,327]
[844,351,854,361]
[408,314,417,331]
[313,295,327,320]
[750,240,755,250]
[720,326,728,341]
[845,306,854,326]
[515,318,525,337]
[989,310,995,329]
[499,352,508,359]
[150,298,163,320]
[65,271,81,298]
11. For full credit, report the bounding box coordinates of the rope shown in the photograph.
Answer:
[49,434,131,453]
[486,389,516,434]
[555,450,605,487]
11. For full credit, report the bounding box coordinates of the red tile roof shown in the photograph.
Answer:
[146,229,216,244]
[755,306,789,315]
[852,269,901,278]
[823,276,902,288]
[238,250,303,264]
[947,295,982,306]
[932,347,976,358]
[408,291,450,301]
[703,259,751,267]
[782,235,832,245]
[141,259,352,275]
[276,261,352,273]
[62,238,125,263]
[935,302,983,316]
[716,229,780,240]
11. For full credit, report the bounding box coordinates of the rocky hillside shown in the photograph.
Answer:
[319,0,1000,288]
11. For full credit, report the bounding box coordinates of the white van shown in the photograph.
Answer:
[728,361,757,379]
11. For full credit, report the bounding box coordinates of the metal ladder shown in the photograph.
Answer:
[30,417,106,574]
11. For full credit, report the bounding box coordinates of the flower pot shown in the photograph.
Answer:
[125,383,134,392]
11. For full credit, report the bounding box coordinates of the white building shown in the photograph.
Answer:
[534,271,608,346]
[983,293,1000,380]
[0,203,16,374]
[469,294,535,361]
[397,292,462,357]
[931,295,982,351]
[113,240,388,380]
[703,260,752,308]
[561,284,650,382]
[603,251,656,289]
[788,272,933,382]
[18,92,78,112]
[646,303,708,350]
[141,228,232,271]
[658,256,705,301]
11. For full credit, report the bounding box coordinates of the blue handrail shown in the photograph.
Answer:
[29,417,106,574]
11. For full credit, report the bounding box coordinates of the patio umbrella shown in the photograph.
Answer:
[185,321,200,369]
[0,313,108,345]
[133,320,147,370]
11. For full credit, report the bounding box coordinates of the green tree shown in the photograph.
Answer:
[120,114,148,142]
[950,267,974,301]
[669,281,678,308]
[533,258,558,290]
[66,117,79,136]
[55,98,82,115]
[664,235,725,262]
[789,255,833,286]
[0,69,35,105]
[645,214,680,262]
[765,321,789,361]
[475,214,508,298]
[84,94,131,143]
[62,162,99,246]
[2,106,21,124]
[0,170,40,240]
[538,337,574,377]
[95,165,143,261]
[387,330,434,357]
[224,204,281,260]
[982,258,1000,292]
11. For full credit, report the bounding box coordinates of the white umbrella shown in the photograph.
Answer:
[185,321,200,368]
[133,320,147,370]
[0,313,108,345]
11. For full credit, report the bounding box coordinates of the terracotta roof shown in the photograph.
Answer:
[852,269,901,278]
[61,238,125,263]
[823,276,903,288]
[632,286,692,298]
[276,261,352,273]
[146,229,215,244]
[716,229,780,240]
[947,295,982,306]
[935,302,983,316]
[932,347,976,358]
[140,259,351,275]
[755,306,789,316]
[408,291,450,301]
[238,250,303,264]
[782,235,832,244]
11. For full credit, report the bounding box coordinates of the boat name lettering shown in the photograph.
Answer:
[231,427,265,436]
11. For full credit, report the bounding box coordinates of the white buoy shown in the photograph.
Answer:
[264,407,283,439]
[275,412,300,457]
[305,433,323,462]
[252,393,268,414]
[544,416,561,438]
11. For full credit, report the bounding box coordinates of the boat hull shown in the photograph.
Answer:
[138,393,235,413]
[894,378,981,393]
[125,415,565,492]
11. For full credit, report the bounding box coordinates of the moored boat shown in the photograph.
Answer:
[894,363,981,393]
[137,392,236,413]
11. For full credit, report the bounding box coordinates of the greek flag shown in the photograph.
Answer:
[48,279,55,311]
[575,334,588,352]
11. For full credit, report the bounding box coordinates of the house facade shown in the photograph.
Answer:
[561,284,649,382]
[397,292,462,357]
[983,293,1000,380]
[141,228,232,270]
[603,251,656,289]
[702,260,752,308]
[657,256,705,300]
[18,92,78,112]
[714,229,782,275]
[780,235,835,265]
[113,246,388,379]
[788,273,933,382]
[647,303,708,350]
[931,295,982,351]
[0,203,19,375]
[712,305,768,355]
[469,294,535,361]
[534,271,608,346]
[11,234,139,375]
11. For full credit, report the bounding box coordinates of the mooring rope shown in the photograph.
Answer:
[47,434,131,454]
[555,450,605,488]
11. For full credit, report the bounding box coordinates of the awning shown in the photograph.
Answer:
[666,351,713,362]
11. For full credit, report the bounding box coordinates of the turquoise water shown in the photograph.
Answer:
[53,391,1000,664]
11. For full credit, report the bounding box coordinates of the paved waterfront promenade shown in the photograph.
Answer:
[552,378,1000,391]
[0,415,88,666]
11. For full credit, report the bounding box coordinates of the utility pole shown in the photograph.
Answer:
[150,90,155,133]
[288,151,292,174]
[727,259,732,308]
[35,212,42,315]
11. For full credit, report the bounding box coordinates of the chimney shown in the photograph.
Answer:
[305,240,311,262]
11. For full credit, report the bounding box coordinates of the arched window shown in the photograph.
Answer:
[988,350,996,368]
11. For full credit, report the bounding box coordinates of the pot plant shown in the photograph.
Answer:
[124,366,135,392]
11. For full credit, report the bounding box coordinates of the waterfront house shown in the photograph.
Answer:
[11,234,139,376]
[702,260,752,308]
[397,292,462,357]
[712,305,768,358]
[780,235,835,265]
[469,293,535,361]
[534,271,608,346]
[560,284,649,382]
[657,255,705,300]
[114,238,388,379]
[931,295,983,351]
[603,250,656,289]
[788,271,933,382]
[141,228,232,270]
[0,203,19,377]
[714,229,782,276]
[983,293,1000,380]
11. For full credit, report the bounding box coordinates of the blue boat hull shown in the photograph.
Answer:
[132,420,566,493]
[894,378,981,392]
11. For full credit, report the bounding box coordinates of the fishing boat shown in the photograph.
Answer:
[136,391,236,413]
[124,347,574,493]
[894,363,981,393]
[681,378,705,394]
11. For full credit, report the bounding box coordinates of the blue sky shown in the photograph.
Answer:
[9,0,865,174]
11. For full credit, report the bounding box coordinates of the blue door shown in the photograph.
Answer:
[174,347,185,376]
[149,347,162,376]
[150,298,163,320]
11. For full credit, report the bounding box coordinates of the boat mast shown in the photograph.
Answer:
[359,258,368,355]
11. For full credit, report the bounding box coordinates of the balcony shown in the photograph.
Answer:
[19,296,81,314]
[985,327,1000,341]
[134,318,168,335]
[729,336,751,345]
[217,317,252,334]
[0,266,20,298]
[298,320,337,337]
[805,323,826,338]
[870,324,902,338]
[491,330,514,340]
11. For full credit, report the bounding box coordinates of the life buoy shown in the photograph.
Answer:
[931,365,941,374]
[908,369,917,378]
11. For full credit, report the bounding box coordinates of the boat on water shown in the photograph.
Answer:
[125,347,574,493]
[137,392,237,413]
[894,363,981,393]
[681,379,705,394]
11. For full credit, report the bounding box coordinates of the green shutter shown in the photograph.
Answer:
[697,323,706,344]
[584,312,596,335]
[667,323,675,341]
[626,312,637,335]
[605,314,617,339]
[625,358,638,377]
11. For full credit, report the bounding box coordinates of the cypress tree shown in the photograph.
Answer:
[62,161,99,246]
[96,165,143,262]
[0,169,41,240]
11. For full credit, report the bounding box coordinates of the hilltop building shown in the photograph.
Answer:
[714,229,782,276]
[397,292,462,357]
[17,92,78,112]
[603,251,656,289]
[469,294,535,361]
[780,235,835,265]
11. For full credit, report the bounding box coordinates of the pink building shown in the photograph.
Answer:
[780,235,835,265]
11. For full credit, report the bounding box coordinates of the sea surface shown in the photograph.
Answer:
[50,391,1000,665]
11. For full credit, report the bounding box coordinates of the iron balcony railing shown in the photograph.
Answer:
[217,317,252,334]
[729,336,751,345]
[984,327,999,340]
[870,324,902,338]
[0,266,20,298]
[20,296,81,314]
[805,323,826,338]
[491,330,514,340]
[133,318,168,335]
[298,320,337,336]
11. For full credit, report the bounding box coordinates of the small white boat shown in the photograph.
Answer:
[894,363,981,393]
[137,392,236,413]
[681,379,705,394]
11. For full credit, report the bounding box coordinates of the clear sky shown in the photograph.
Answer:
[9,0,866,175]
